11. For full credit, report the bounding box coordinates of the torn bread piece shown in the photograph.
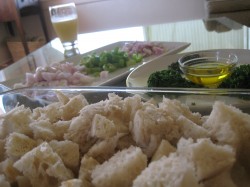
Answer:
[61,94,88,121]
[177,138,235,181]
[5,132,37,160]
[131,104,178,148]
[151,139,176,162]
[30,119,70,141]
[86,134,123,163]
[62,178,92,187]
[0,105,32,138]
[90,114,122,139]
[159,97,202,125]
[60,179,84,187]
[122,94,143,123]
[32,102,63,123]
[203,101,250,172]
[64,102,108,152]
[62,94,140,150]
[133,154,201,187]
[14,142,74,187]
[55,90,70,105]
[49,140,80,172]
[176,115,209,140]
[78,155,99,183]
[92,146,147,187]
[30,119,57,141]
[0,158,21,183]
[50,120,70,141]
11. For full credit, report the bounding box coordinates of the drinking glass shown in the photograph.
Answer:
[49,3,80,58]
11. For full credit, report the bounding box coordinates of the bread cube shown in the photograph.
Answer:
[151,139,176,162]
[5,132,37,160]
[133,154,200,187]
[14,142,74,187]
[92,146,147,187]
[177,138,235,181]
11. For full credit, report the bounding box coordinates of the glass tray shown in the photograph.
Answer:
[1,86,250,115]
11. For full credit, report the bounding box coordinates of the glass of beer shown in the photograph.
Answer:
[49,3,80,58]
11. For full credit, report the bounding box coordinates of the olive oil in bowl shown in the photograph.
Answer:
[184,62,234,88]
[178,52,238,88]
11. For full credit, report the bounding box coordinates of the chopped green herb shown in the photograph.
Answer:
[80,47,143,76]
[147,62,203,88]
[218,64,250,89]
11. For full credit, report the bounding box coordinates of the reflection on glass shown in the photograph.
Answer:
[144,18,247,52]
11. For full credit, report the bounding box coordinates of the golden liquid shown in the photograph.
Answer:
[185,62,233,88]
[52,18,78,43]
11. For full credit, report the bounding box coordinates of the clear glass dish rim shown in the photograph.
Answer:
[0,86,249,96]
[178,53,238,68]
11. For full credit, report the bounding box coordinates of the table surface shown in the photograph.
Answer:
[0,16,249,88]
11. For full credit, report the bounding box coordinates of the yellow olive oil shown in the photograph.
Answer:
[185,62,233,87]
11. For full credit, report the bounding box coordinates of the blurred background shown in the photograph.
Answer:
[0,0,249,67]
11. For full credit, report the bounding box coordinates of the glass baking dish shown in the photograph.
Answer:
[1,86,250,186]
[0,86,250,115]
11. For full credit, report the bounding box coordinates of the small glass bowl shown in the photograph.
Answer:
[178,51,238,88]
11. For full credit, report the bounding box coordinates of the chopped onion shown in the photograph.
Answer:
[13,62,95,88]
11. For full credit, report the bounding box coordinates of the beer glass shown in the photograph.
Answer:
[49,3,80,58]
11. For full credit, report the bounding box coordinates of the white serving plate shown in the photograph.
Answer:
[2,41,190,88]
[126,49,250,88]
[65,41,190,86]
